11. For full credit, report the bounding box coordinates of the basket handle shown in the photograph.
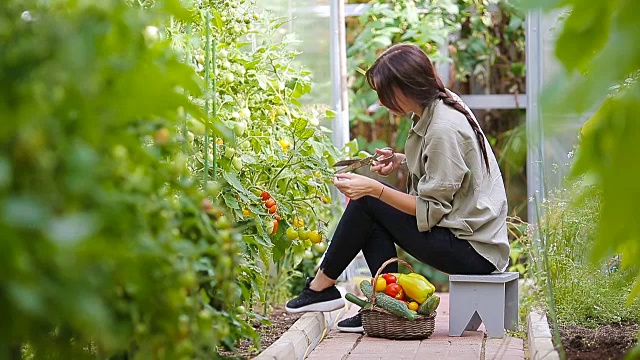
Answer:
[370,257,414,308]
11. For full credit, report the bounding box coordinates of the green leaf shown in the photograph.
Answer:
[222,193,240,209]
[221,171,253,202]
[211,10,224,29]
[554,2,613,72]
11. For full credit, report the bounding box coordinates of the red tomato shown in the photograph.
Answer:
[382,273,397,284]
[265,198,276,209]
[261,191,270,201]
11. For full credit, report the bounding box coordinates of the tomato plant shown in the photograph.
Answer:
[169,0,342,320]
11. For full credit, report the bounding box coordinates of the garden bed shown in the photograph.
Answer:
[219,308,302,360]
[558,323,639,360]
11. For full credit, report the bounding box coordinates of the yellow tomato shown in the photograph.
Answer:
[375,277,387,292]
[309,230,322,244]
[408,301,419,311]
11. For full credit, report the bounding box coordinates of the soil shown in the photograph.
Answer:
[558,323,640,360]
[217,307,302,360]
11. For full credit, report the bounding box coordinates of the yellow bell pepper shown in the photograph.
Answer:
[397,273,435,304]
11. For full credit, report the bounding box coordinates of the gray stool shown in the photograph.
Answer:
[449,272,519,338]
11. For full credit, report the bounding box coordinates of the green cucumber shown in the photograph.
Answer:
[417,294,440,315]
[345,293,369,308]
[360,280,415,320]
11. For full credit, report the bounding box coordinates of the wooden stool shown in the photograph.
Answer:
[449,272,519,338]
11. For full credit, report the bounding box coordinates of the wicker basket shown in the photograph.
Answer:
[360,258,436,340]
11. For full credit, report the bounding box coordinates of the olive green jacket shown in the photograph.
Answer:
[404,91,510,272]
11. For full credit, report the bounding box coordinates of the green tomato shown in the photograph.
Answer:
[303,249,314,260]
[232,157,243,171]
[312,241,327,254]
[231,111,240,120]
[186,131,195,143]
[112,145,128,160]
[233,121,247,136]
[198,309,212,321]
[179,271,197,288]
[215,216,232,230]
[286,226,299,240]
[240,140,251,150]
[224,147,236,159]
[188,119,206,136]
[173,153,188,175]
[236,305,246,314]
[298,229,310,240]
[240,108,251,120]
[218,48,228,60]
[234,64,246,76]
[223,72,235,84]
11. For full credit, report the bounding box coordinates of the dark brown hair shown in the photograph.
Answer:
[365,44,490,172]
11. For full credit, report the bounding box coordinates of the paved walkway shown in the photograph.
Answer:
[306,293,525,360]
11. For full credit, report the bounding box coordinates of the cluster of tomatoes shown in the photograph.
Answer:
[258,191,280,235]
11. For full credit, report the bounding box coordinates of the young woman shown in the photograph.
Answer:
[285,44,510,333]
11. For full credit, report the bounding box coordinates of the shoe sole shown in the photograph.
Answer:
[336,325,364,333]
[285,298,345,313]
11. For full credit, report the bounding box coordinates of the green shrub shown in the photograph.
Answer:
[0,0,250,358]
[525,181,640,327]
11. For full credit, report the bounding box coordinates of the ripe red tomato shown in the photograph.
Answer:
[265,198,276,208]
[382,273,397,284]
[268,205,277,214]
[270,220,278,235]
[261,191,270,201]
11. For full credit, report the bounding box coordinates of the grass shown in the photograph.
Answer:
[522,179,640,328]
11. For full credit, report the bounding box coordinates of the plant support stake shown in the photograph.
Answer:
[212,37,217,180]
[204,11,211,185]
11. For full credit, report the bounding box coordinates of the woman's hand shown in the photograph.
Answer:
[333,173,383,200]
[370,148,405,176]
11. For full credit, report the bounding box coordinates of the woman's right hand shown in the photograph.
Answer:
[370,148,405,176]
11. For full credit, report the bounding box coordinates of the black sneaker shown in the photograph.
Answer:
[285,278,345,313]
[336,313,364,333]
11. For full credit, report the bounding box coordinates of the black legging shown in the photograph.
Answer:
[319,192,496,280]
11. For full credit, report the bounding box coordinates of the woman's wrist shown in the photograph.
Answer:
[370,182,384,198]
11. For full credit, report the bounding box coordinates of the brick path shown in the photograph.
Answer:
[306,293,525,360]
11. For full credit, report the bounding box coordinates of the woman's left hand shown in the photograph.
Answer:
[333,173,382,200]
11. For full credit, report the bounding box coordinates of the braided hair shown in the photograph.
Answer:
[365,44,490,172]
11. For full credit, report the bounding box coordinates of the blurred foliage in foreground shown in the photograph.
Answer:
[527,0,640,300]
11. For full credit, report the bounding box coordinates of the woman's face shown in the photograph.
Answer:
[384,89,417,117]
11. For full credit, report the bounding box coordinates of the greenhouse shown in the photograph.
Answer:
[1,0,639,359]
